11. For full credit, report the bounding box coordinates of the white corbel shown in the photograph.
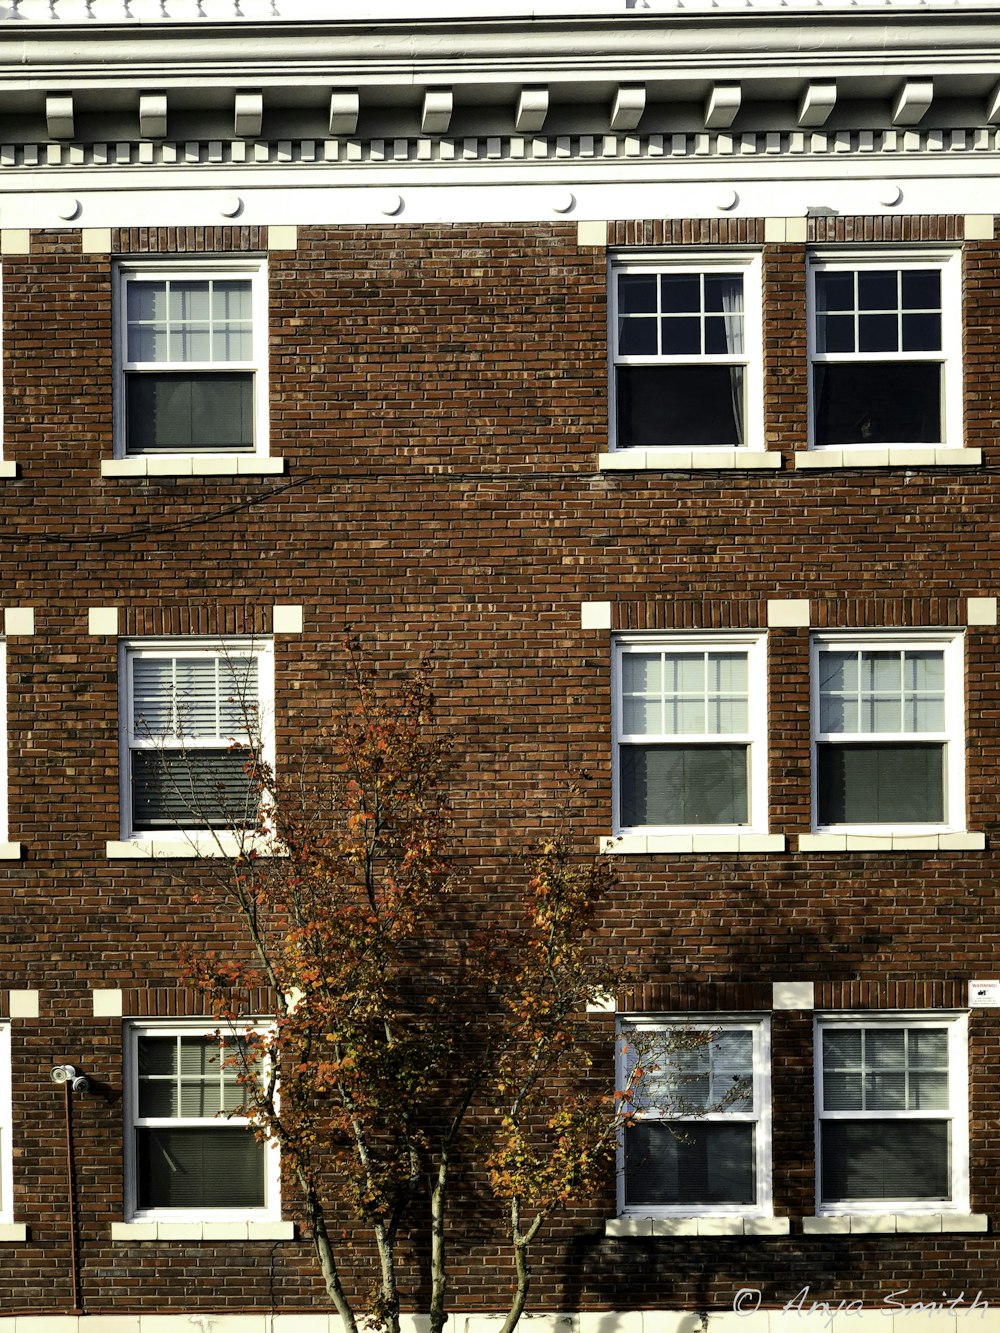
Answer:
[797,83,837,128]
[234,90,263,138]
[704,83,741,130]
[329,90,360,136]
[515,86,549,133]
[892,80,933,126]
[421,88,453,135]
[46,94,74,141]
[610,84,645,131]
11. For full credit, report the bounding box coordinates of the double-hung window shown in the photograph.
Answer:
[618,1017,771,1216]
[816,1015,968,1213]
[809,253,961,451]
[614,634,768,834]
[121,639,273,839]
[115,262,267,458]
[812,633,964,831]
[126,1024,279,1220]
[611,255,763,453]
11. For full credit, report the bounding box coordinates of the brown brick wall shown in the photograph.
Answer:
[0,220,997,1314]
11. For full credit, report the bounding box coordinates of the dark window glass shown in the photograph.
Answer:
[618,317,658,357]
[812,363,941,446]
[625,1121,755,1206]
[901,313,941,352]
[620,744,749,826]
[858,314,899,354]
[816,742,944,824]
[857,270,898,310]
[126,372,253,453]
[815,271,854,313]
[618,274,658,315]
[659,273,701,313]
[659,317,701,356]
[136,1127,264,1210]
[901,269,941,310]
[131,750,258,829]
[821,1120,950,1202]
[617,366,745,448]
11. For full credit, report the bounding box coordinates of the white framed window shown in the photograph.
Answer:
[125,1023,280,1221]
[617,1016,772,1217]
[808,252,962,451]
[113,261,268,459]
[610,253,763,453]
[811,632,964,832]
[815,1014,968,1214]
[0,1025,13,1224]
[613,634,768,835]
[119,638,274,840]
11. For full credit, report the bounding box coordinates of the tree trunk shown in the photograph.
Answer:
[428,1161,448,1333]
[300,1172,359,1333]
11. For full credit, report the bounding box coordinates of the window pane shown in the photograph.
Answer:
[824,1072,863,1111]
[816,742,944,824]
[858,313,898,354]
[857,270,898,311]
[131,750,258,830]
[624,1121,756,1206]
[821,1120,950,1202]
[137,1127,264,1210]
[126,372,254,453]
[622,653,662,695]
[659,273,701,313]
[902,313,941,353]
[660,316,701,356]
[817,313,855,355]
[620,744,748,826]
[866,1071,906,1110]
[617,365,744,448]
[823,1029,862,1068]
[867,1029,906,1069]
[618,274,657,315]
[901,269,941,310]
[618,316,657,357]
[910,1072,949,1110]
[813,363,942,446]
[815,271,854,313]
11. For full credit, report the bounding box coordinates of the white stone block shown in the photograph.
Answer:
[797,834,847,852]
[604,1217,652,1236]
[111,1221,157,1240]
[268,225,298,250]
[0,1223,26,1241]
[967,597,998,626]
[101,458,147,477]
[3,608,33,636]
[580,601,611,630]
[201,1221,249,1240]
[763,217,786,242]
[772,981,815,1010]
[0,231,30,255]
[80,228,113,254]
[92,988,123,1017]
[247,1221,296,1240]
[8,990,38,1019]
[88,607,119,636]
[0,843,22,860]
[273,604,304,634]
[965,213,995,239]
[744,1216,791,1234]
[576,220,607,247]
[849,1213,896,1233]
[648,1217,699,1236]
[155,1221,204,1240]
[696,1216,744,1235]
[802,1215,850,1233]
[939,833,986,850]
[766,599,810,628]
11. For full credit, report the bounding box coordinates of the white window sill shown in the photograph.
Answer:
[101,455,286,477]
[602,834,785,855]
[794,448,981,469]
[606,1216,789,1237]
[804,1213,987,1235]
[798,832,985,852]
[112,1220,294,1241]
[599,449,781,471]
[0,1223,27,1242]
[107,834,280,860]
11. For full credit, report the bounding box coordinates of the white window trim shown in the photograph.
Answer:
[118,637,275,844]
[0,1025,13,1226]
[613,632,769,837]
[616,1015,773,1219]
[606,251,767,462]
[124,1021,281,1224]
[810,631,965,836]
[805,249,963,455]
[110,258,271,466]
[814,1011,969,1217]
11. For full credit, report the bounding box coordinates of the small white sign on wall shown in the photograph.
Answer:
[969,980,1000,1008]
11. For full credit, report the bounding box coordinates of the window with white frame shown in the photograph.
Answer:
[115,262,268,457]
[811,633,964,831]
[611,255,763,451]
[809,253,961,450]
[618,1017,771,1215]
[126,1024,279,1219]
[816,1015,968,1212]
[0,1026,12,1225]
[120,639,273,839]
[613,634,768,833]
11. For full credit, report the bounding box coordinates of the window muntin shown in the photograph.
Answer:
[115,263,267,457]
[127,1024,279,1220]
[613,635,767,834]
[121,640,274,838]
[808,254,961,450]
[618,1018,772,1216]
[816,1016,968,1213]
[811,634,964,832]
[611,256,763,451]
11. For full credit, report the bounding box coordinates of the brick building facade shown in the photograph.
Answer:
[0,0,1000,1328]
